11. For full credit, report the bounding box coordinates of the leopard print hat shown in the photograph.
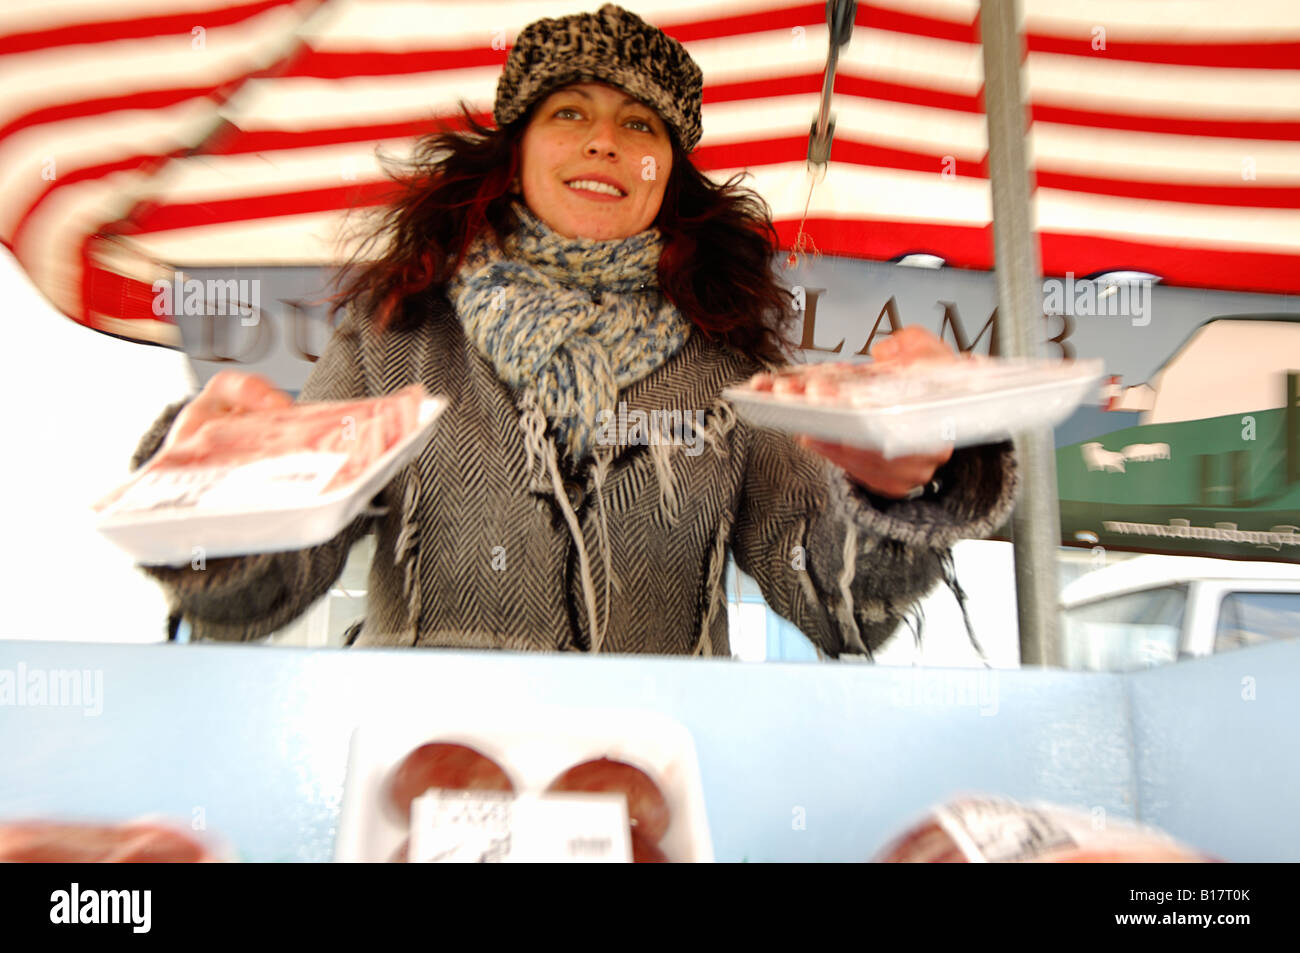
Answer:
[493,4,704,152]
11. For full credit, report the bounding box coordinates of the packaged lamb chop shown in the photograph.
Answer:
[0,817,234,862]
[335,708,713,862]
[874,796,1215,863]
[93,385,447,566]
[723,356,1103,458]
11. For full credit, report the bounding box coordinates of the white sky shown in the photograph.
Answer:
[0,247,194,643]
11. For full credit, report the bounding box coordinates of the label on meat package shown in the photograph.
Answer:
[102,452,349,516]
[934,798,1079,862]
[409,791,631,863]
[875,797,1213,863]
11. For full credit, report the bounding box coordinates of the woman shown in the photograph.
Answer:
[131,4,1018,656]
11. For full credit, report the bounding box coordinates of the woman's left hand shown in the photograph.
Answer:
[797,326,958,499]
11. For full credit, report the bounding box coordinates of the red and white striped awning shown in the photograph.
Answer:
[3,0,1298,347]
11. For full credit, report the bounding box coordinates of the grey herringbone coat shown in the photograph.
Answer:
[132,289,1019,656]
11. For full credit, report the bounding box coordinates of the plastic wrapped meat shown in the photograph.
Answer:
[746,356,1003,407]
[151,384,428,494]
[873,797,1214,863]
[0,820,223,863]
[94,384,447,565]
[726,355,1102,457]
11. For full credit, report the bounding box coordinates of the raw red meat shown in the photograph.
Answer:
[744,356,993,408]
[388,742,515,819]
[872,819,968,863]
[630,830,668,863]
[150,384,427,493]
[749,361,897,402]
[873,798,1213,863]
[0,821,217,863]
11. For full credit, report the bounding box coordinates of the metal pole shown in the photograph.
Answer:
[979,0,1063,666]
[814,24,839,145]
[809,1,857,167]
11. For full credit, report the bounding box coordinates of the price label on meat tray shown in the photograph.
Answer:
[409,791,631,863]
[935,798,1079,862]
[103,452,349,516]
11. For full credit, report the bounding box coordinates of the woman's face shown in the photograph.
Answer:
[518,81,674,241]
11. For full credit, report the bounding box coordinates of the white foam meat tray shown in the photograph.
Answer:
[94,397,448,566]
[723,358,1104,457]
[335,708,714,863]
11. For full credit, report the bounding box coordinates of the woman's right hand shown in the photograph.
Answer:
[170,370,295,446]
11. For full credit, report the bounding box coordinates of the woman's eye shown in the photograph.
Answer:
[554,107,652,133]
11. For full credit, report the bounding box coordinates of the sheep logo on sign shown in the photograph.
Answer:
[1081,441,1173,472]
[1081,442,1126,473]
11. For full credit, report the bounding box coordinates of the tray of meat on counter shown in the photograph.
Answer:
[336,708,713,863]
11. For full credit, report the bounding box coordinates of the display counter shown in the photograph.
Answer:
[1,639,1296,861]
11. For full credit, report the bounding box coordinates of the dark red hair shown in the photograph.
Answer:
[333,99,797,364]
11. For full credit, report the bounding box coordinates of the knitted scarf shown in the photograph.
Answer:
[445,199,691,466]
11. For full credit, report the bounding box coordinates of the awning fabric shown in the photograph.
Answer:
[3,0,1298,347]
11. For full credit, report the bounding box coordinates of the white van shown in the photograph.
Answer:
[1059,555,1300,671]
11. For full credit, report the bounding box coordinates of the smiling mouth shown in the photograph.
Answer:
[565,179,626,198]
